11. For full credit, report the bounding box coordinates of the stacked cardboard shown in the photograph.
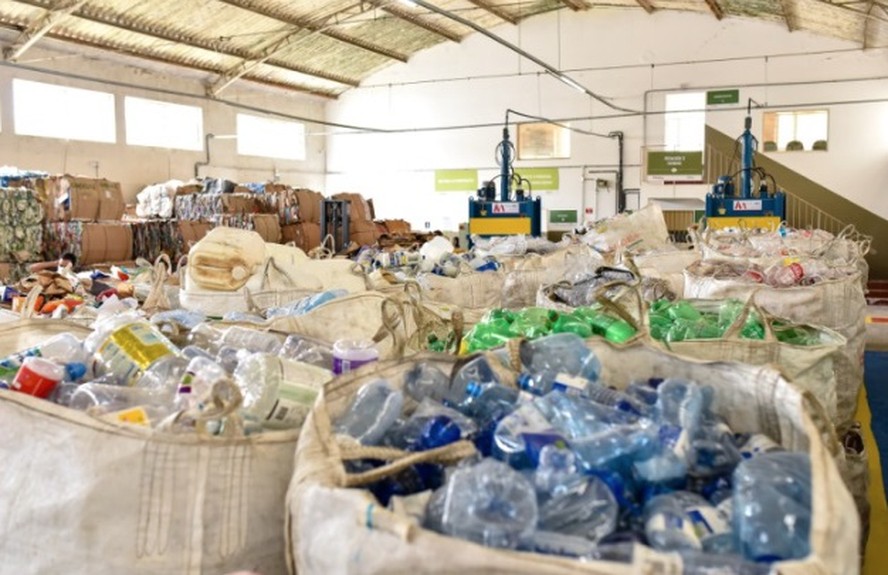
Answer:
[178,221,213,254]
[43,222,133,266]
[35,176,125,222]
[279,187,324,253]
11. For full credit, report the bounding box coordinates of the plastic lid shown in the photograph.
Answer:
[65,362,88,382]
[21,356,66,380]
[231,266,249,281]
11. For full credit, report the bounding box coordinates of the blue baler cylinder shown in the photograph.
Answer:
[500,127,511,202]
[740,116,753,199]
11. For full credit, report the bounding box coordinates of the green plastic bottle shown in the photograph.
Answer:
[551,314,593,338]
[667,300,703,321]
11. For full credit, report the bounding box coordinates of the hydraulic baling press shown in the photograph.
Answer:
[468,123,542,239]
[705,101,786,230]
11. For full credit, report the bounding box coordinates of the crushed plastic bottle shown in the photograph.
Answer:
[334,379,404,445]
[441,458,538,549]
[732,452,812,562]
[644,490,734,553]
[517,333,602,396]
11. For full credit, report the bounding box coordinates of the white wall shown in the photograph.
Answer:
[325,9,888,230]
[0,43,329,203]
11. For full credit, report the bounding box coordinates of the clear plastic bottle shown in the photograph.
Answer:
[279,334,334,369]
[69,381,175,427]
[517,333,602,396]
[234,353,333,429]
[644,491,734,553]
[85,312,180,386]
[732,452,812,562]
[334,379,404,445]
[735,432,784,460]
[537,474,618,543]
[175,356,228,411]
[403,362,450,403]
[492,402,565,469]
[219,326,283,355]
[441,458,538,549]
[764,261,805,288]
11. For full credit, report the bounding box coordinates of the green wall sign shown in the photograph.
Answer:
[549,209,578,225]
[435,169,478,192]
[646,151,704,181]
[516,167,559,191]
[707,89,739,106]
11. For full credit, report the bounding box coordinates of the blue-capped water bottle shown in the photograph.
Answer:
[517,333,602,396]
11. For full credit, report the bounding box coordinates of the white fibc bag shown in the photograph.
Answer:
[683,261,866,429]
[624,247,700,299]
[418,270,505,325]
[181,240,367,316]
[285,349,859,575]
[0,321,298,575]
[648,299,847,423]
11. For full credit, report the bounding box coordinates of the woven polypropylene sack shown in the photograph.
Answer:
[418,271,505,325]
[683,261,866,429]
[652,300,846,422]
[0,321,298,575]
[285,348,859,575]
[628,249,700,299]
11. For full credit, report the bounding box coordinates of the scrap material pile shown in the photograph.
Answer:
[0,203,871,575]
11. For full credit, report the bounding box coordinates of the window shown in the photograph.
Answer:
[236,113,305,160]
[664,92,705,151]
[13,79,115,143]
[125,96,203,151]
[517,122,571,160]
[762,110,828,151]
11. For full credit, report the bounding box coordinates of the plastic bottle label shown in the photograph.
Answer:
[632,545,683,575]
[264,381,320,426]
[98,323,176,385]
[551,372,587,394]
[685,505,730,541]
[645,513,702,550]
[107,407,151,427]
[332,356,377,375]
[0,348,40,380]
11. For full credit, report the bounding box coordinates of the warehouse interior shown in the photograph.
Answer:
[0,0,886,573]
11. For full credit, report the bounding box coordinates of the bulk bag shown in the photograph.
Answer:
[285,348,859,575]
[0,321,298,575]
[418,270,505,325]
[683,260,866,429]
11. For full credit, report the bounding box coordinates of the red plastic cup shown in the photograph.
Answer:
[12,357,65,399]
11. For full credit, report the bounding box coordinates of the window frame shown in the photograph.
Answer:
[124,95,204,151]
[236,113,306,161]
[12,78,116,144]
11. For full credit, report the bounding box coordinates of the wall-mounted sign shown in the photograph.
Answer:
[435,169,478,192]
[516,167,559,191]
[549,209,578,225]
[707,89,740,106]
[646,150,704,182]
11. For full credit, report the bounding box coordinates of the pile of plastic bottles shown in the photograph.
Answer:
[461,307,637,354]
[648,299,824,345]
[693,259,855,288]
[334,333,812,572]
[0,311,369,434]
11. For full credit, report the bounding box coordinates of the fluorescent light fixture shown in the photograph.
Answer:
[555,74,587,95]
[399,0,417,6]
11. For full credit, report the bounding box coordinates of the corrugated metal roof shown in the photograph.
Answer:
[0,0,885,99]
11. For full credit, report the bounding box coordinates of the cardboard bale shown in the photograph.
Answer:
[281,222,321,253]
[36,176,99,222]
[293,189,325,224]
[350,219,380,247]
[332,192,373,223]
[178,221,213,253]
[251,214,282,244]
[382,219,412,235]
[176,183,204,196]
[95,179,125,221]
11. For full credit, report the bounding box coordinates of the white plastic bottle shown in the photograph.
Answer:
[234,353,333,429]
[332,339,379,375]
[0,333,89,381]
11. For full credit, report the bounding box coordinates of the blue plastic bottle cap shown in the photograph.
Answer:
[65,362,88,382]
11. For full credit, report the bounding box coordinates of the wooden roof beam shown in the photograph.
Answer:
[0,21,338,99]
[636,0,656,13]
[704,0,725,19]
[4,0,87,61]
[364,0,463,42]
[779,0,795,30]
[215,0,409,62]
[467,0,519,23]
[559,0,590,9]
[11,0,359,87]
